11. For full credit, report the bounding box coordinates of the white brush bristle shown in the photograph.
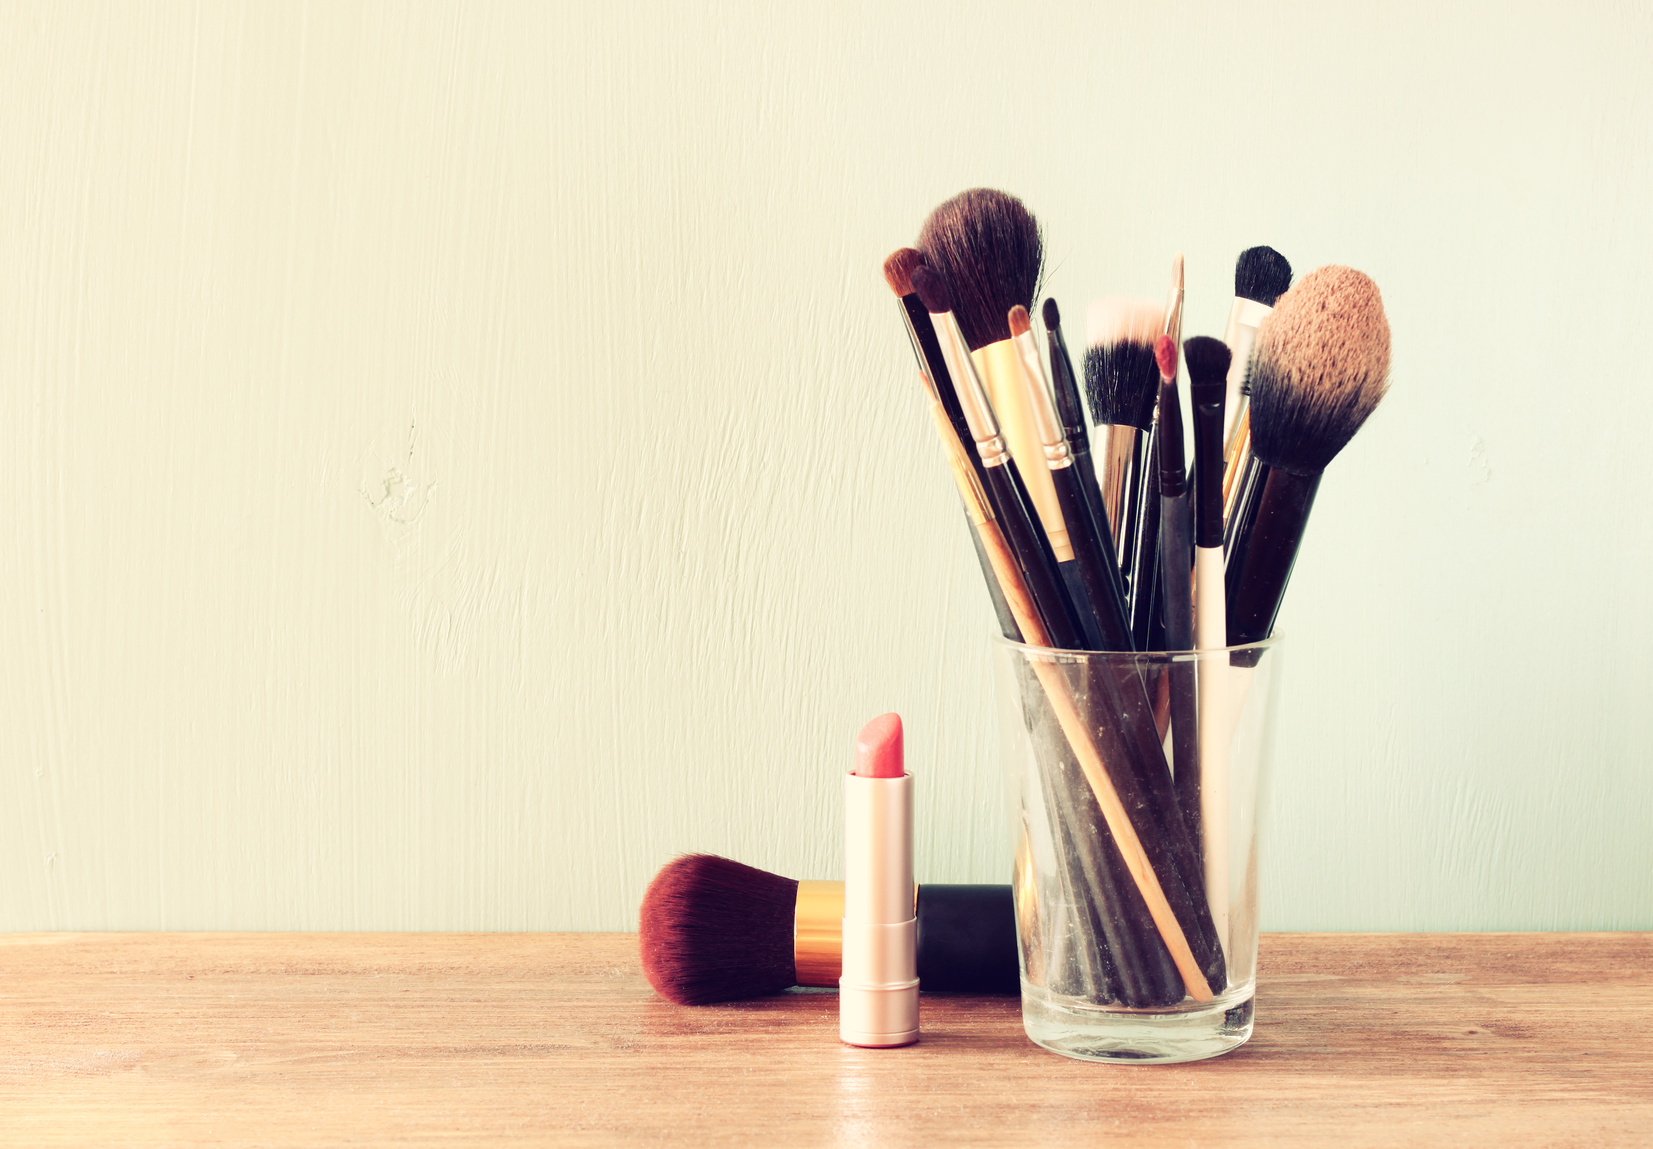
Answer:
[1086,297,1164,348]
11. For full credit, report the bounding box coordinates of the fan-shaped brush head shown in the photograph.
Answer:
[1235,246,1293,307]
[916,188,1043,352]
[882,247,925,298]
[639,854,798,1005]
[1248,266,1390,475]
[1083,298,1164,429]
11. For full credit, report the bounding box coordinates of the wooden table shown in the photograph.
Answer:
[3,933,1649,1145]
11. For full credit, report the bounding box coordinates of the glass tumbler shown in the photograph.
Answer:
[993,636,1282,1063]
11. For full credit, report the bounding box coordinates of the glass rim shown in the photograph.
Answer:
[990,632,1284,659]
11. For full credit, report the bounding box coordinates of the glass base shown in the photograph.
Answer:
[1020,982,1254,1064]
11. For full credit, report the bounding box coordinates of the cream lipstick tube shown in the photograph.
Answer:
[840,713,919,1048]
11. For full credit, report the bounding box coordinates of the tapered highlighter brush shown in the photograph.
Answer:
[1184,335,1234,951]
[1154,335,1199,828]
[1227,266,1391,650]
[883,248,1020,641]
[639,854,1020,1005]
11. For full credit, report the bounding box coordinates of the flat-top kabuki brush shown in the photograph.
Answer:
[640,855,1022,1005]
[1227,266,1391,650]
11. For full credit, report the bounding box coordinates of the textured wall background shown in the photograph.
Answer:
[3,1,1650,932]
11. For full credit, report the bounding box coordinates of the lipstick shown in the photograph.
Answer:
[840,713,919,1048]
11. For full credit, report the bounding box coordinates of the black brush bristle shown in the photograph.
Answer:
[1082,300,1163,429]
[1248,266,1391,475]
[1041,296,1060,332]
[1182,336,1232,403]
[638,854,798,1005]
[1235,247,1292,307]
[916,188,1043,352]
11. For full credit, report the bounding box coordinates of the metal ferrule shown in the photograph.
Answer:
[1163,257,1185,347]
[1015,330,1074,472]
[794,879,845,987]
[930,308,1009,469]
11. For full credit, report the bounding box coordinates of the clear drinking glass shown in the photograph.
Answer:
[993,636,1282,1063]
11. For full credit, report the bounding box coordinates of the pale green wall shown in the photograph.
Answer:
[3,1,1649,932]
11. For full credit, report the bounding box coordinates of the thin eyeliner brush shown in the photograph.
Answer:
[1043,297,1129,635]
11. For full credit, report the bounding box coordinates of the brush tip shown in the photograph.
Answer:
[1041,297,1060,332]
[882,248,925,298]
[916,188,1043,350]
[1235,246,1293,306]
[1249,265,1390,474]
[638,854,799,1005]
[910,265,952,315]
[1085,297,1163,347]
[1182,336,1232,397]
[1008,304,1032,338]
[1154,334,1178,381]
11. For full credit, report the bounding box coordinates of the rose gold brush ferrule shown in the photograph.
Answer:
[1221,297,1272,448]
[1019,342,1073,472]
[794,880,845,987]
[931,308,1011,470]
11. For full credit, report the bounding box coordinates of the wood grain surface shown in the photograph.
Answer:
[2,932,1650,1146]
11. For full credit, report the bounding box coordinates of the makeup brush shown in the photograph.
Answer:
[1010,304,1107,649]
[917,191,1074,567]
[913,265,1083,650]
[883,248,1020,640]
[1184,334,1233,949]
[1220,247,1294,533]
[1227,266,1391,650]
[1043,297,1129,635]
[640,854,1021,1005]
[1084,299,1165,648]
[1154,335,1198,828]
[940,293,1176,1001]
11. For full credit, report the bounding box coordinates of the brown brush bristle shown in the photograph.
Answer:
[916,188,1043,351]
[882,247,925,298]
[638,854,798,1005]
[1154,333,1177,381]
[1248,266,1391,475]
[1008,304,1032,338]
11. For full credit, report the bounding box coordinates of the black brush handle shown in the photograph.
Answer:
[967,517,1021,642]
[902,294,986,493]
[983,460,1084,650]
[1223,455,1268,574]
[1227,467,1321,656]
[1051,466,1133,651]
[915,885,1022,994]
[1129,437,1163,650]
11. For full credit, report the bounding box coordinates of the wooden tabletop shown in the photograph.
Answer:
[3,932,1650,1146]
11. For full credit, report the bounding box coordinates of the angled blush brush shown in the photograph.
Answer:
[1227,266,1391,650]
